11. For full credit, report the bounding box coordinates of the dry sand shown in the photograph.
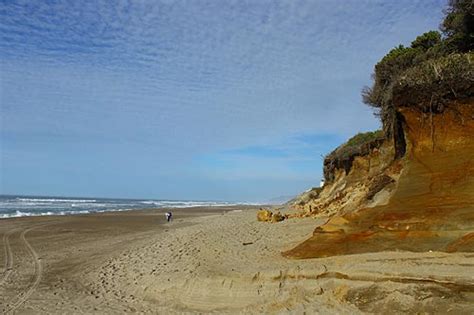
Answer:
[1,207,473,314]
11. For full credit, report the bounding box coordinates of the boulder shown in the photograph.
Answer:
[257,209,273,222]
[271,211,285,223]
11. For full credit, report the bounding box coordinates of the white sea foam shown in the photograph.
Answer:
[0,210,56,218]
[70,203,109,207]
[57,210,92,216]
[0,195,259,219]
[139,200,256,208]
[16,198,97,203]
[140,201,159,205]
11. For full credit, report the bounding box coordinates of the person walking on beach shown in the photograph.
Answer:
[165,211,172,222]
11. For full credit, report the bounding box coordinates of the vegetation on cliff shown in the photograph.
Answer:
[323,130,384,182]
[323,0,473,183]
[287,1,474,260]
[362,0,473,138]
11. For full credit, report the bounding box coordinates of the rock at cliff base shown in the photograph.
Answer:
[257,209,286,223]
[271,211,285,223]
[257,209,273,222]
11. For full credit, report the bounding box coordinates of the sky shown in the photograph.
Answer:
[0,0,446,202]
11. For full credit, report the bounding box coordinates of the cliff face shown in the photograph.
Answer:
[285,100,474,258]
[290,139,401,218]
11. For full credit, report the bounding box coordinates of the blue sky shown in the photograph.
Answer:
[0,0,446,201]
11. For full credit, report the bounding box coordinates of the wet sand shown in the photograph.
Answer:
[1,207,473,314]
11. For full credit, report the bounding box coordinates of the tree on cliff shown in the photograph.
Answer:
[361,31,443,138]
[324,0,474,182]
[324,1,474,183]
[361,0,474,150]
[441,0,474,52]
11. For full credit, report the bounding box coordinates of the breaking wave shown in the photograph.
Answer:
[0,195,257,219]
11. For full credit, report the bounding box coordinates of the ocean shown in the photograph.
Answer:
[0,195,251,219]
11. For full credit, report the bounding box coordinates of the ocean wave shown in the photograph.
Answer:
[0,209,94,218]
[139,200,244,208]
[70,203,110,207]
[57,210,94,215]
[0,208,136,219]
[0,202,70,208]
[0,210,56,218]
[16,198,97,203]
[0,195,259,219]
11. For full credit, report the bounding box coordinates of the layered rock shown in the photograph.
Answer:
[284,100,474,258]
[291,139,401,218]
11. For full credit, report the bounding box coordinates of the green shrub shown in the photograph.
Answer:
[362,1,473,142]
[326,1,473,180]
[411,31,442,50]
[345,130,384,148]
[323,131,384,182]
[393,53,474,110]
[441,0,474,52]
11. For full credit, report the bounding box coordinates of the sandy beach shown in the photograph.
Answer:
[3,0,474,313]
[0,207,472,314]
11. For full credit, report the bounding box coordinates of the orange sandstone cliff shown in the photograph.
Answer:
[284,100,474,258]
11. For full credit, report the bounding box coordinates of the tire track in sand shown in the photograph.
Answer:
[0,229,18,287]
[4,226,44,314]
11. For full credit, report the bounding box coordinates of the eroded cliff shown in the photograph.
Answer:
[285,100,474,258]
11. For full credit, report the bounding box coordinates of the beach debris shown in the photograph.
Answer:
[242,242,254,246]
